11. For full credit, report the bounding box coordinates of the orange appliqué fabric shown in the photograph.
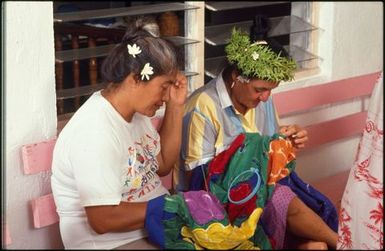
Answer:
[267,137,296,185]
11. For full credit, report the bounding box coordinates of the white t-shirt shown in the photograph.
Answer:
[51,91,169,249]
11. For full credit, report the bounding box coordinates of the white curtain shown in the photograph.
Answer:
[337,72,383,250]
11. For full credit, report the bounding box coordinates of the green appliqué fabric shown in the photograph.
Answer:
[161,133,296,249]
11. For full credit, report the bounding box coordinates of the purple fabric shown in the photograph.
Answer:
[183,190,225,225]
[260,184,296,249]
[279,171,338,232]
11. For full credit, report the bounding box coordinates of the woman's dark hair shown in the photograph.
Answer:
[101,16,181,84]
[249,14,289,58]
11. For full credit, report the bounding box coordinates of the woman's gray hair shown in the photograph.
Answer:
[101,16,181,84]
[125,15,160,37]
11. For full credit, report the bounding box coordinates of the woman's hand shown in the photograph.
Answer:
[157,72,187,175]
[169,72,187,106]
[279,124,308,149]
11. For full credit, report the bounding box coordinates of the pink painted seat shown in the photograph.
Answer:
[19,72,380,249]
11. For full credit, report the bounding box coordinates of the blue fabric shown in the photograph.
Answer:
[189,164,208,191]
[144,195,167,249]
[175,167,187,192]
[278,171,339,232]
[225,106,245,135]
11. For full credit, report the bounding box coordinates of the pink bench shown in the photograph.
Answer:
[18,71,380,248]
[310,170,350,211]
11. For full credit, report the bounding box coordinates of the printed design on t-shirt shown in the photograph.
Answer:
[122,133,160,201]
[127,146,136,167]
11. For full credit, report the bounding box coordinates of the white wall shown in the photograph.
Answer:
[3,2,63,249]
[329,2,383,79]
[276,2,383,182]
[2,1,383,249]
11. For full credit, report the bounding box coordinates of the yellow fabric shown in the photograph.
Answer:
[186,111,206,164]
[237,109,257,133]
[180,207,263,250]
[184,92,225,168]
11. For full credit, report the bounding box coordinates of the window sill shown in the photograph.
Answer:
[274,67,330,94]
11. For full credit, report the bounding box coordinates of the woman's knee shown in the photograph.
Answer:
[287,196,303,218]
[295,240,328,250]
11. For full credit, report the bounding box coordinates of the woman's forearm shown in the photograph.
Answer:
[157,103,184,176]
[85,201,147,234]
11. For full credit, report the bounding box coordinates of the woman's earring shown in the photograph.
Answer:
[231,81,235,89]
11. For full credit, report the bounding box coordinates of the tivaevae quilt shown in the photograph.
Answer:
[145,132,296,249]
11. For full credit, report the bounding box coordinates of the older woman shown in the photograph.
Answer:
[51,18,187,249]
[179,16,338,249]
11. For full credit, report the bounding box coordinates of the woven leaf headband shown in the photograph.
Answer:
[225,28,297,82]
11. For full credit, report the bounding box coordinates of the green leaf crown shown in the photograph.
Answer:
[225,28,297,82]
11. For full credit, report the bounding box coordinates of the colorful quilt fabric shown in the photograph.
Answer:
[145,132,296,249]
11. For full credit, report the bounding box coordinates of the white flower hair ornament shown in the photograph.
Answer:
[251,51,259,61]
[236,75,250,83]
[127,43,141,58]
[140,63,154,81]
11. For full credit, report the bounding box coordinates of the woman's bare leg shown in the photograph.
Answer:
[286,196,338,249]
[292,239,328,250]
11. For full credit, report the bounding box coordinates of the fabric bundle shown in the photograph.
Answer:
[145,132,297,249]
